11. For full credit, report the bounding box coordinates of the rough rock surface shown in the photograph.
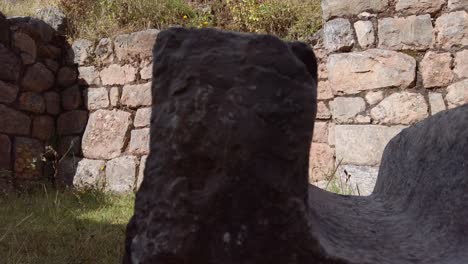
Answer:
[322,0,388,20]
[323,18,354,52]
[378,15,434,50]
[370,92,429,125]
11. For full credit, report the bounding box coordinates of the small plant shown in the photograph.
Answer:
[323,160,361,196]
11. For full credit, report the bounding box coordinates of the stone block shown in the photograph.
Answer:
[435,11,468,49]
[454,49,468,79]
[43,91,61,115]
[128,128,150,155]
[321,0,388,21]
[57,66,77,87]
[328,49,416,94]
[446,79,468,108]
[429,93,446,115]
[85,87,109,110]
[72,39,94,65]
[14,137,44,180]
[140,62,153,80]
[105,156,137,193]
[371,92,428,125]
[323,18,354,52]
[312,122,328,143]
[114,29,159,62]
[22,63,54,92]
[82,110,132,159]
[44,59,59,73]
[57,110,88,136]
[309,143,335,182]
[121,82,152,108]
[0,80,19,104]
[421,52,454,88]
[0,104,31,135]
[316,102,331,120]
[134,107,151,127]
[136,155,147,190]
[73,159,106,189]
[0,134,11,170]
[61,85,82,111]
[365,91,384,105]
[78,66,101,86]
[317,81,333,100]
[32,115,55,141]
[109,87,120,107]
[100,64,137,85]
[0,44,20,81]
[18,92,45,113]
[354,20,375,48]
[378,15,434,50]
[335,125,406,166]
[448,0,468,11]
[13,32,36,62]
[396,0,445,14]
[330,97,366,123]
[95,38,114,64]
[328,122,335,146]
[35,7,67,33]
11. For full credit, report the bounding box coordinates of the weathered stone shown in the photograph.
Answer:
[323,18,354,52]
[365,91,384,105]
[72,39,94,65]
[0,134,11,170]
[58,136,82,156]
[335,125,406,165]
[57,66,77,87]
[109,87,120,106]
[0,44,21,81]
[328,122,335,146]
[317,80,333,100]
[354,20,375,48]
[9,17,54,43]
[318,62,328,80]
[378,15,434,50]
[43,91,61,115]
[22,63,54,92]
[317,101,331,120]
[0,80,19,104]
[309,143,335,182]
[330,97,366,123]
[78,66,101,86]
[32,115,54,141]
[85,87,109,110]
[114,29,159,62]
[35,7,67,33]
[61,85,82,110]
[82,110,132,159]
[421,52,454,88]
[95,38,114,64]
[37,44,61,59]
[448,0,468,11]
[454,49,468,79]
[100,64,137,85]
[446,79,468,108]
[14,137,44,180]
[121,82,152,108]
[0,104,30,135]
[140,62,152,80]
[321,0,389,21]
[396,0,445,14]
[435,11,468,49]
[18,92,45,113]
[134,107,152,128]
[371,92,428,125]
[13,32,36,62]
[355,115,371,124]
[57,110,88,135]
[136,155,147,190]
[105,156,137,193]
[328,49,416,94]
[312,122,328,143]
[429,93,446,115]
[337,165,378,196]
[44,58,59,72]
[73,159,106,189]
[128,128,150,155]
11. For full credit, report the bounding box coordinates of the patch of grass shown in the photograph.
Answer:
[323,160,361,196]
[0,0,60,17]
[0,187,134,263]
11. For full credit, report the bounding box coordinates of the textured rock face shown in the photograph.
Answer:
[124,28,325,264]
[323,18,354,52]
[420,52,454,88]
[105,156,137,193]
[0,104,31,135]
[446,79,468,108]
[114,29,159,62]
[354,21,375,48]
[378,15,434,50]
[435,11,468,49]
[370,92,429,125]
[322,0,388,20]
[395,0,445,14]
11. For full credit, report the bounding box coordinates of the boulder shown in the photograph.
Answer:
[35,7,67,34]
[0,44,21,81]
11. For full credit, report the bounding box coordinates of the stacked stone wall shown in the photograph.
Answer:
[310,0,468,194]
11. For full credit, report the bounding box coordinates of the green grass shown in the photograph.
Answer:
[0,187,134,264]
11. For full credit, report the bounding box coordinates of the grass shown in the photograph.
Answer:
[320,160,361,196]
[0,187,134,264]
[0,0,322,41]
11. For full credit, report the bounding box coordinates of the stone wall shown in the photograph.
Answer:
[310,0,468,194]
[0,12,79,193]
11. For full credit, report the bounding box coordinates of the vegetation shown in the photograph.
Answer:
[0,187,134,263]
[0,0,322,41]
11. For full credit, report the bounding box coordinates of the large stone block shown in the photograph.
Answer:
[35,7,67,33]
[73,159,106,189]
[128,128,150,155]
[429,93,446,115]
[14,137,44,180]
[454,49,468,79]
[378,15,434,50]
[309,143,335,182]
[105,156,137,193]
[57,110,88,135]
[43,91,61,115]
[0,134,11,170]
[100,64,137,85]
[420,52,454,88]
[448,0,468,11]
[82,110,132,159]
[22,63,54,92]
[371,92,428,125]
[84,87,109,110]
[435,11,468,49]
[78,66,101,86]
[134,107,151,128]
[72,39,94,65]
[13,32,37,63]
[0,44,21,81]
[396,0,445,14]
[18,92,46,113]
[446,79,468,108]
[317,81,333,100]
[0,104,31,135]
[330,97,366,123]
[114,29,159,62]
[335,125,406,166]
[312,122,329,143]
[354,20,375,49]
[328,49,416,94]
[321,0,388,20]
[121,82,152,108]
[0,80,19,104]
[32,115,55,141]
[323,18,354,52]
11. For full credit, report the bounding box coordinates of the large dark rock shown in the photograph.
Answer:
[124,27,468,264]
